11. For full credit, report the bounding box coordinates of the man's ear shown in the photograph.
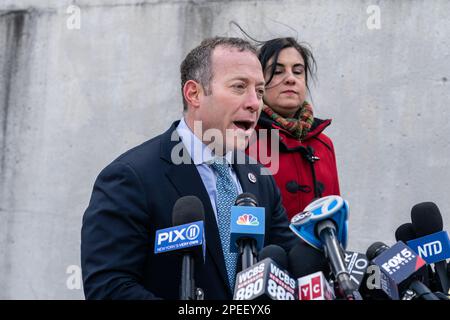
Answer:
[183,80,203,109]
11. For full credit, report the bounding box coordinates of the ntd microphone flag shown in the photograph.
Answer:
[230,206,265,253]
[372,241,426,284]
[154,221,204,255]
[407,231,450,264]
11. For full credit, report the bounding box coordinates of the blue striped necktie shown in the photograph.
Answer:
[210,158,239,290]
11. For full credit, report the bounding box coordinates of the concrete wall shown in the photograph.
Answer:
[0,0,449,299]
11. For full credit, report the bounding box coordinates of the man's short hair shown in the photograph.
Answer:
[180,37,257,111]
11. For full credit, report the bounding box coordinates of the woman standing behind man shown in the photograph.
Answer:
[247,37,340,220]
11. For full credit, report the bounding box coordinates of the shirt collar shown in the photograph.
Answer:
[176,117,233,166]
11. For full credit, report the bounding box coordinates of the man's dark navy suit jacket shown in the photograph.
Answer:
[81,121,299,299]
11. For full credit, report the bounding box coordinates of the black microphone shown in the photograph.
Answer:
[258,245,296,300]
[364,242,403,300]
[395,223,417,243]
[411,202,443,237]
[395,222,435,291]
[258,244,288,269]
[233,245,296,300]
[234,192,258,207]
[288,242,335,300]
[366,241,438,300]
[231,193,265,270]
[316,220,358,299]
[288,241,331,279]
[172,196,205,300]
[411,202,449,294]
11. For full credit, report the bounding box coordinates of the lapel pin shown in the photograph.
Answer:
[248,172,257,184]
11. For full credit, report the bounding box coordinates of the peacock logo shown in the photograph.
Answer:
[236,214,259,226]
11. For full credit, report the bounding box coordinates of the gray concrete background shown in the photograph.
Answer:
[0,0,449,299]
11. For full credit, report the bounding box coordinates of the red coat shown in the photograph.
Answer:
[246,112,340,221]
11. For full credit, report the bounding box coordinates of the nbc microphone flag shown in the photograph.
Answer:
[230,206,265,253]
[237,214,260,226]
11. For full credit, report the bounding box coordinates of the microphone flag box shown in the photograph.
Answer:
[230,206,265,253]
[372,241,426,284]
[407,231,450,264]
[154,221,204,255]
[289,195,348,250]
[378,269,400,300]
[233,258,297,300]
[344,251,369,289]
[297,271,335,300]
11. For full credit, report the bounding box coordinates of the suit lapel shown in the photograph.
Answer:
[160,123,230,293]
[232,152,260,199]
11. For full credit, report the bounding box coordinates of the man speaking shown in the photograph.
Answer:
[81,37,298,299]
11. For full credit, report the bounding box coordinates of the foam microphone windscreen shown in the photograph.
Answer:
[172,195,205,226]
[395,223,417,242]
[235,192,258,207]
[258,245,288,270]
[411,202,443,237]
[288,241,331,279]
[366,241,389,261]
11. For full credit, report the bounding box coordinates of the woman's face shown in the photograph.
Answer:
[263,47,306,118]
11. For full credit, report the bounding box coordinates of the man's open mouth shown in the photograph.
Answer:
[233,120,254,131]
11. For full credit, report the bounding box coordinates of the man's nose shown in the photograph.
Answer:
[244,90,261,112]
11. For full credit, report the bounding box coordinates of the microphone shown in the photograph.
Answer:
[344,251,370,293]
[289,195,358,300]
[363,242,401,300]
[395,222,434,292]
[288,241,331,278]
[366,241,438,300]
[297,272,335,300]
[409,202,450,294]
[154,196,206,300]
[411,202,443,237]
[258,244,288,269]
[288,242,335,300]
[233,245,297,300]
[395,223,417,243]
[230,193,265,270]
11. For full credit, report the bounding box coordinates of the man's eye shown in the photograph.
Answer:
[233,83,245,89]
[274,70,283,75]
[257,89,265,98]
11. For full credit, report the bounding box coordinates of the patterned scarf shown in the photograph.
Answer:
[263,101,314,140]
